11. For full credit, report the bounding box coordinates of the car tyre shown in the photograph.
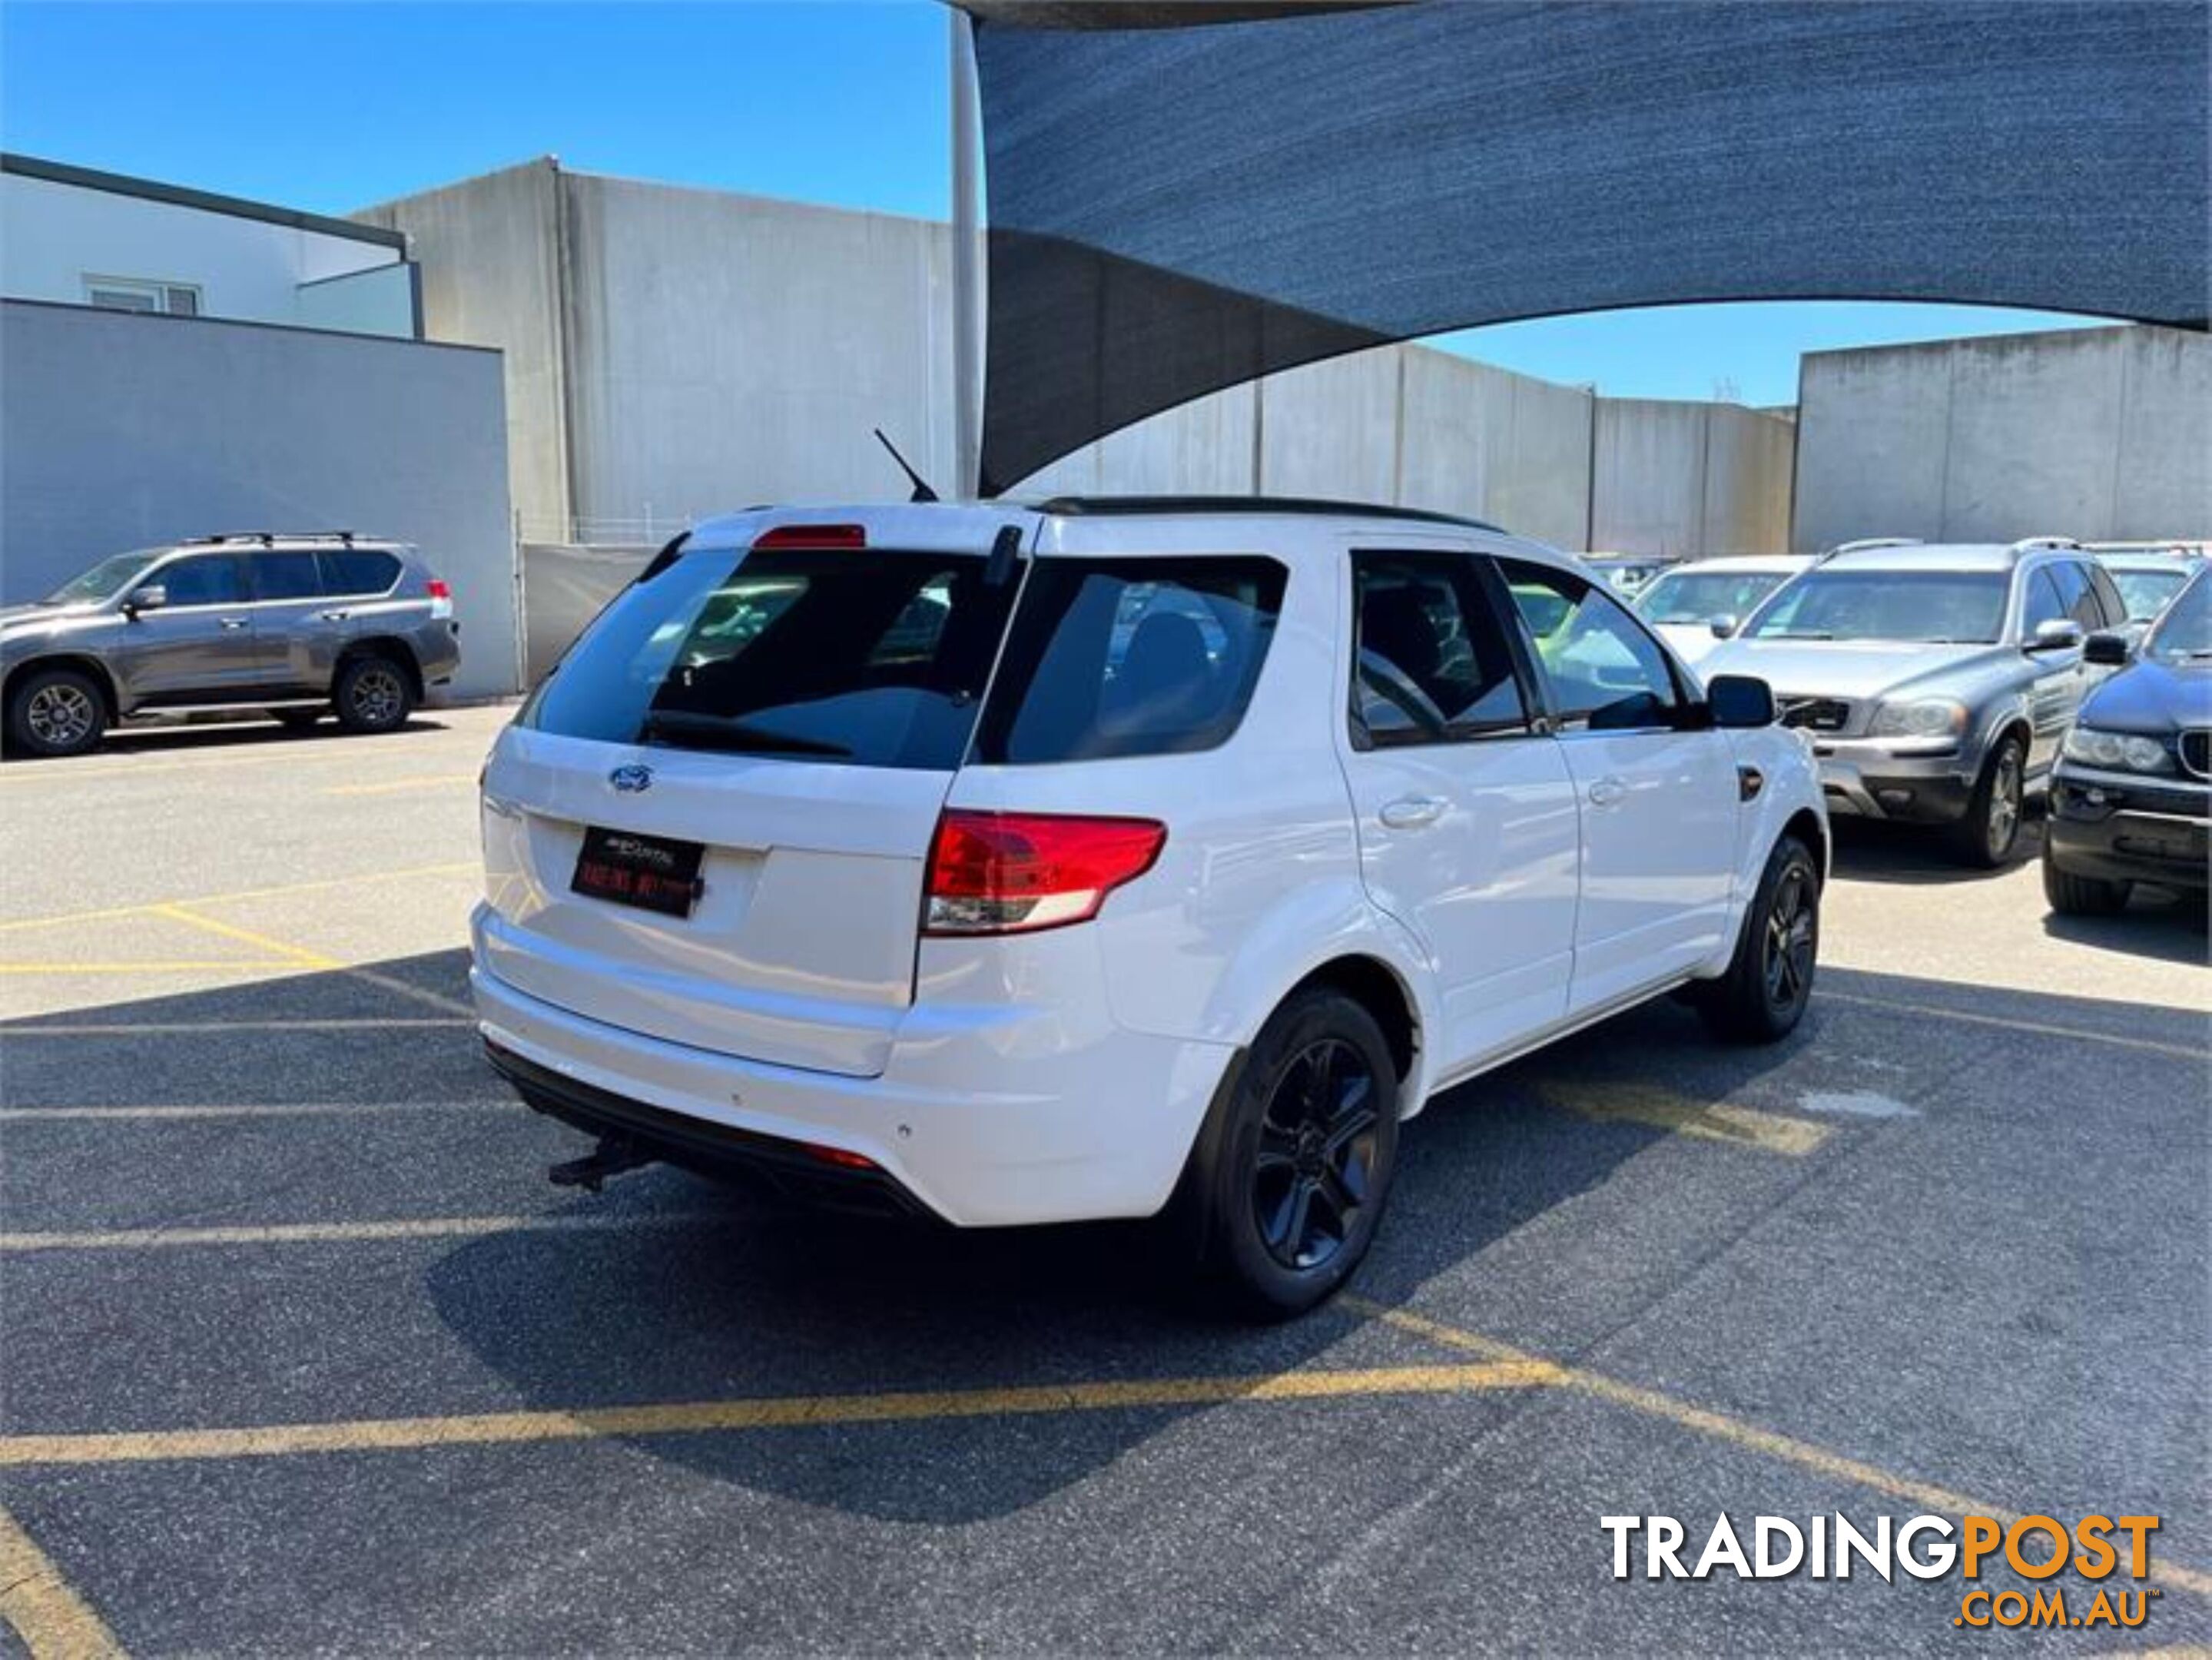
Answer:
[1176,988,1401,1320]
[5,666,108,758]
[1949,732,2027,868]
[1693,833,1820,1044]
[333,654,415,734]
[2041,842,2129,915]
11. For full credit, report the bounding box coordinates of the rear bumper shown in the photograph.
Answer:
[1812,742,1978,824]
[2047,770,2209,889]
[470,954,1239,1229]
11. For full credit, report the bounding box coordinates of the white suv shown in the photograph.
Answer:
[473,499,1826,1314]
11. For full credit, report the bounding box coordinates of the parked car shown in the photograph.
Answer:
[2043,564,2211,913]
[2,533,459,757]
[1700,537,2127,865]
[473,498,1824,1315]
[2091,545,2203,624]
[1633,554,1816,664]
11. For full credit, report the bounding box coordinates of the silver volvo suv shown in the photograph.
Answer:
[1,533,462,757]
[1700,538,2125,865]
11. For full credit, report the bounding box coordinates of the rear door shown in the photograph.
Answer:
[1497,558,1739,1015]
[244,549,353,692]
[1335,549,1579,1071]
[477,529,1022,1077]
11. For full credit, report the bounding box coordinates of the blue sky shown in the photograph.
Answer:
[2,1,2104,407]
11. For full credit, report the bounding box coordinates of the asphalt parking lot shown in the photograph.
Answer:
[2,705,2205,1656]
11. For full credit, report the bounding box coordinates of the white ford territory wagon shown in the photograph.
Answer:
[473,498,1826,1314]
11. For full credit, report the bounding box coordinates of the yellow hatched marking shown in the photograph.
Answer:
[0,1502,125,1658]
[1546,1082,1831,1157]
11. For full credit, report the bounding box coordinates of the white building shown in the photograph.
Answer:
[2,151,419,338]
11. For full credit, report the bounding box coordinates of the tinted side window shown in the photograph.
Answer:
[1498,559,1680,729]
[1351,552,1527,746]
[2083,563,2126,628]
[152,555,246,607]
[254,552,326,601]
[2042,560,2101,630]
[320,549,401,596]
[976,557,1285,765]
[2022,569,2068,634]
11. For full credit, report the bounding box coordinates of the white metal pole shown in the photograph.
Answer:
[950,6,984,498]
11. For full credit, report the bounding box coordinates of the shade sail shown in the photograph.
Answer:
[973,0,2209,490]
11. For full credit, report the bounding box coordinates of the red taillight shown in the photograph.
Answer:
[924,810,1166,936]
[803,1141,879,1172]
[425,578,452,599]
[752,523,866,551]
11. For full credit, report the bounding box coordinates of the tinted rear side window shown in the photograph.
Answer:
[254,552,325,600]
[522,546,1017,770]
[322,549,401,595]
[976,557,1286,764]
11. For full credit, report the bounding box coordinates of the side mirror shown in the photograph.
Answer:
[1706,673,1776,728]
[124,584,167,616]
[2083,629,2131,666]
[2028,618,2084,653]
[1708,613,1739,640]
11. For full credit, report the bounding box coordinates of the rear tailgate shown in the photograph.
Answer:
[479,729,950,1077]
[476,513,1030,1077]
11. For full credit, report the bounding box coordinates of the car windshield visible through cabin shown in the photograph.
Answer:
[1637,569,1793,625]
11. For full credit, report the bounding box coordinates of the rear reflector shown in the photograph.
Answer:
[803,1141,880,1172]
[924,810,1166,935]
[753,523,866,551]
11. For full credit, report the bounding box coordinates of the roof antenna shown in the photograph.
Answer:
[874,428,940,503]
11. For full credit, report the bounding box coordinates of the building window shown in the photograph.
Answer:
[83,277,201,316]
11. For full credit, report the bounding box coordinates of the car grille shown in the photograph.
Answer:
[1778,696,1852,733]
[2182,729,2210,780]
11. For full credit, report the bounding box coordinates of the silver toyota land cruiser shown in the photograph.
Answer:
[1700,538,2125,865]
[1,533,462,757]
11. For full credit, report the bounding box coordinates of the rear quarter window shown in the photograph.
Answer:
[975,556,1287,764]
[322,549,402,595]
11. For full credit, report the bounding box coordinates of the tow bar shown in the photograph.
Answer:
[548,1134,654,1193]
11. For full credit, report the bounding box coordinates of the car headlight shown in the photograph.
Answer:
[2061,725,2174,773]
[1868,698,1968,740]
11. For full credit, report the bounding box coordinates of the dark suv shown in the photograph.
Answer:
[1,533,461,756]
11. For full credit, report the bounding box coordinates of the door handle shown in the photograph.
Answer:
[217,616,249,631]
[318,609,352,622]
[1379,795,1448,829]
[1586,776,1629,808]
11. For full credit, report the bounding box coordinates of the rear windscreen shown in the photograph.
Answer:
[522,546,1019,769]
[975,557,1286,765]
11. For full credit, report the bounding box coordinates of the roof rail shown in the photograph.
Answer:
[182,530,360,546]
[1824,537,1923,556]
[1035,495,1506,533]
[2010,535,2083,553]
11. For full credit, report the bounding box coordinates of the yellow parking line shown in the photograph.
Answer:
[150,904,340,970]
[0,962,296,976]
[0,1502,124,1658]
[1545,1082,1831,1157]
[148,904,474,1017]
[1821,990,2208,1062]
[0,1363,1553,1469]
[0,1101,510,1123]
[0,1212,719,1253]
[325,773,479,795]
[0,864,476,935]
[0,1018,470,1036]
[1344,1297,2212,1602]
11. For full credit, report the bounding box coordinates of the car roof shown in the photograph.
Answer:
[165,533,409,554]
[1654,554,1814,573]
[1819,543,2051,573]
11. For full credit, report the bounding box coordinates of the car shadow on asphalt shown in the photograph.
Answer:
[1826,812,2046,885]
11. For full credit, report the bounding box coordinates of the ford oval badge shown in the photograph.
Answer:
[608,764,654,793]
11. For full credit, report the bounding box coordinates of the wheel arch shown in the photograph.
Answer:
[337,636,424,702]
[5,653,121,722]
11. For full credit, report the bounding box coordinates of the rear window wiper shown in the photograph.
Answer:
[638,710,852,757]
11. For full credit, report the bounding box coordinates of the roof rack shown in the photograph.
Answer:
[182,530,361,546]
[2009,535,2084,553]
[1036,495,1507,533]
[1826,537,1922,556]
